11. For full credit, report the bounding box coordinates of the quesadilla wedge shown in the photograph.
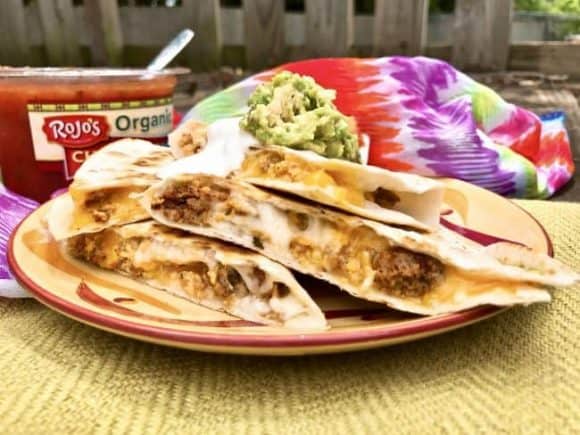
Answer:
[66,221,327,329]
[142,174,578,316]
[162,117,443,231]
[236,145,442,231]
[50,139,174,240]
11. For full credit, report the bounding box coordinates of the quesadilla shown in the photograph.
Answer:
[66,221,327,329]
[49,139,174,240]
[236,145,442,231]
[142,174,578,315]
[162,117,443,231]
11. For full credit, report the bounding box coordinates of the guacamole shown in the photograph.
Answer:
[240,71,360,162]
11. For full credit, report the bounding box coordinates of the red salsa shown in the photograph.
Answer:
[0,68,187,202]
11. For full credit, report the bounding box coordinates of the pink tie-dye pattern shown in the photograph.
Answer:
[186,56,575,198]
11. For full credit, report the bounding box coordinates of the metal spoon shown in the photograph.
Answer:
[147,29,194,71]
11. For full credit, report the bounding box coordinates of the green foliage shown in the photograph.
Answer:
[515,0,580,14]
[428,0,580,14]
[516,0,580,39]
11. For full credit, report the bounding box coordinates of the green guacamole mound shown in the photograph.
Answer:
[240,71,360,162]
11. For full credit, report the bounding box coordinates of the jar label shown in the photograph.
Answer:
[27,97,173,179]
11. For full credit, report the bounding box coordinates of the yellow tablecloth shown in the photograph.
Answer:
[1,200,578,434]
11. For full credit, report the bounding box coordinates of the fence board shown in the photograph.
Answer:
[18,7,580,51]
[84,0,123,66]
[0,0,31,65]
[452,0,513,71]
[373,0,428,56]
[509,41,580,78]
[490,0,513,69]
[38,0,82,65]
[243,0,285,70]
[183,0,222,71]
[305,0,354,57]
[120,7,187,47]
[6,1,580,79]
[117,8,373,48]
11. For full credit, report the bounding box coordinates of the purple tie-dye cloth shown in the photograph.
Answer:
[187,57,575,198]
[0,184,37,297]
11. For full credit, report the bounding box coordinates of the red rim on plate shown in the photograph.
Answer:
[7,190,553,353]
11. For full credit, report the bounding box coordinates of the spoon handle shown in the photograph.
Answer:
[147,29,195,72]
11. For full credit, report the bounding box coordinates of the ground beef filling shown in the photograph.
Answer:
[243,149,292,179]
[151,177,230,226]
[244,149,334,185]
[215,265,249,299]
[289,234,444,298]
[287,211,310,231]
[69,234,147,277]
[371,248,444,297]
[171,120,208,158]
[69,233,289,311]
[245,150,403,210]
[82,187,147,223]
[68,232,107,265]
[84,190,116,223]
[364,188,400,209]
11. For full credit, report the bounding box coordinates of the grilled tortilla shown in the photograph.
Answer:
[162,117,442,231]
[66,221,327,329]
[49,139,174,240]
[142,174,578,316]
[236,145,442,231]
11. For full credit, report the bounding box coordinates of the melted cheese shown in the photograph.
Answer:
[69,186,145,229]
[240,150,367,206]
[253,202,296,248]
[217,194,371,286]
[424,268,524,305]
[212,194,532,306]
[160,117,370,208]
[74,224,326,328]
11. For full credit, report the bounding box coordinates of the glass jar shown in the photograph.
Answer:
[0,67,189,201]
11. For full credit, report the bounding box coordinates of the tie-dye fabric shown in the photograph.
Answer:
[0,183,37,297]
[184,56,574,198]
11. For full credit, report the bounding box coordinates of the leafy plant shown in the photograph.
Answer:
[515,0,580,14]
[429,0,580,14]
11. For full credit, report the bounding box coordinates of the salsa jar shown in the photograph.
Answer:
[0,67,189,202]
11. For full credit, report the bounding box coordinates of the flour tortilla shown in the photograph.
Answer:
[161,117,441,231]
[49,139,174,240]
[236,146,443,231]
[66,221,327,329]
[142,174,578,315]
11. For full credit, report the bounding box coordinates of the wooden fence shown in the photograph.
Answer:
[2,0,580,76]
